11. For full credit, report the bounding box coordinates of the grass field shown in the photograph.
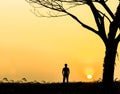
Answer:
[0,82,120,94]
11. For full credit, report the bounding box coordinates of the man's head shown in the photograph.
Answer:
[65,64,67,67]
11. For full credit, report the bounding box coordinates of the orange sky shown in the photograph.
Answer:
[0,0,119,82]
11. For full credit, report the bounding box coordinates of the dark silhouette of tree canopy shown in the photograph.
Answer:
[26,0,120,93]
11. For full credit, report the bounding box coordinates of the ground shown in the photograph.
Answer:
[0,82,120,94]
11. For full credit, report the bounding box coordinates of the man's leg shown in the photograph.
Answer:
[63,76,65,83]
[67,76,69,83]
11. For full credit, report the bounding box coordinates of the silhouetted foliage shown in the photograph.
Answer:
[2,78,8,83]
[22,78,27,82]
[26,0,120,93]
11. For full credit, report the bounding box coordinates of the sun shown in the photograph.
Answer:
[87,74,93,79]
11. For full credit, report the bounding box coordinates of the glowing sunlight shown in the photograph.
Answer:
[87,74,93,80]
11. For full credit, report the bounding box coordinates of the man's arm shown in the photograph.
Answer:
[62,68,64,75]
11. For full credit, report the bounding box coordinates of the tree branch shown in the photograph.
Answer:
[86,0,108,42]
[86,0,101,30]
[116,34,120,43]
[108,4,120,40]
[98,10,111,23]
[64,10,99,35]
[27,0,65,12]
[26,0,108,40]
[100,1,114,20]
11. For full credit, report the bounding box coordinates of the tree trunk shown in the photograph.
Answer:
[102,40,118,93]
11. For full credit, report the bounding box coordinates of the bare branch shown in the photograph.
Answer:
[98,10,111,23]
[64,10,99,35]
[85,0,108,42]
[26,0,110,37]
[99,0,114,19]
[26,0,109,18]
[26,0,108,10]
[27,0,65,12]
[26,0,111,41]
[108,4,120,40]
[116,34,120,42]
[99,16,108,43]
[86,0,103,31]
[30,5,67,17]
[60,0,108,4]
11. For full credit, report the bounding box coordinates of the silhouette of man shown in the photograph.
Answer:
[62,64,70,83]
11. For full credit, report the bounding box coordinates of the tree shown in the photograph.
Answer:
[26,0,120,92]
